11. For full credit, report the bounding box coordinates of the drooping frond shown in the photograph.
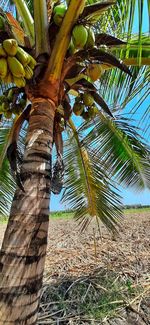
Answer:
[80,1,116,23]
[61,121,123,232]
[0,106,28,216]
[74,48,132,76]
[0,123,16,216]
[81,112,150,190]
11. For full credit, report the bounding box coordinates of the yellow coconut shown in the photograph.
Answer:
[83,93,94,106]
[86,64,104,81]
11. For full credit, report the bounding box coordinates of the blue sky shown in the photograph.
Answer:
[50,188,150,211]
[50,0,150,211]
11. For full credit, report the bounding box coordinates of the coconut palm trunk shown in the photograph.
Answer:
[0,99,55,324]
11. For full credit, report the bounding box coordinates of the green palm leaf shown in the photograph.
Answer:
[0,112,27,216]
[82,112,150,190]
[0,125,16,216]
[61,121,123,232]
[13,0,34,44]
[111,34,150,66]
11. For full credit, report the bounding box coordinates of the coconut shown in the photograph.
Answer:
[83,93,94,106]
[85,27,95,48]
[86,64,104,81]
[53,4,66,26]
[73,102,84,115]
[72,25,88,49]
[88,105,98,118]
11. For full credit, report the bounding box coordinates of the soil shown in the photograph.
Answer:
[0,211,150,324]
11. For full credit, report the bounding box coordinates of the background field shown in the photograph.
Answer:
[0,208,149,324]
[1,206,150,224]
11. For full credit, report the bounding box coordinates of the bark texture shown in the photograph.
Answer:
[0,99,55,324]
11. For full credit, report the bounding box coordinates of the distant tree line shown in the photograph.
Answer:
[123,204,150,209]
[51,205,150,214]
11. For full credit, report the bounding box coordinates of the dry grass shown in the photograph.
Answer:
[39,210,150,324]
[0,210,150,324]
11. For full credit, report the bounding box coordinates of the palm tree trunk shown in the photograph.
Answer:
[0,98,55,324]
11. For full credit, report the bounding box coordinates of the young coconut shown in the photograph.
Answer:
[83,93,94,106]
[3,39,18,56]
[85,27,95,49]
[86,64,104,81]
[53,4,67,26]
[73,102,84,116]
[72,25,88,49]
[88,105,98,118]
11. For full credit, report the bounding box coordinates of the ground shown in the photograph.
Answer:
[0,209,150,324]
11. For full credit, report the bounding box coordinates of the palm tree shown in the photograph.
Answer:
[0,0,149,323]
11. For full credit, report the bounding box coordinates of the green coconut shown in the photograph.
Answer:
[83,93,94,106]
[72,25,88,49]
[53,4,66,26]
[2,101,10,112]
[4,111,12,119]
[88,105,98,118]
[85,27,95,49]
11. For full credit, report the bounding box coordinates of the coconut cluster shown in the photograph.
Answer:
[53,4,95,51]
[0,39,36,87]
[73,93,98,120]
[53,4,105,84]
[0,88,27,119]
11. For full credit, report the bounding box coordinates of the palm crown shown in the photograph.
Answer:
[0,0,150,231]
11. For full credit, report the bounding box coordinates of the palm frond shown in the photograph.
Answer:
[80,1,116,23]
[13,0,34,44]
[74,48,132,76]
[95,33,126,46]
[99,62,149,137]
[61,121,123,232]
[95,33,150,136]
[0,115,27,216]
[98,0,150,39]
[81,112,150,190]
[111,34,150,66]
[0,124,16,216]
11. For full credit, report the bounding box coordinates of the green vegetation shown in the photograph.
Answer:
[50,207,150,219]
[39,270,143,322]
[50,210,74,219]
[0,206,149,224]
[0,215,8,224]
[124,207,150,214]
